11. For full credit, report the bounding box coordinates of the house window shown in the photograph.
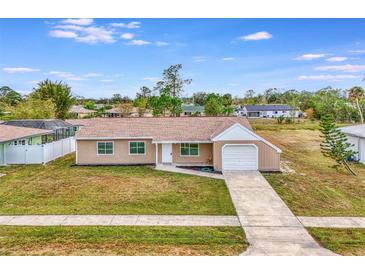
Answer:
[180,143,199,156]
[129,141,145,155]
[28,138,33,145]
[97,142,114,155]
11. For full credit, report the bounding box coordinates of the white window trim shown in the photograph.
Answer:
[96,141,114,156]
[180,143,200,157]
[128,141,146,156]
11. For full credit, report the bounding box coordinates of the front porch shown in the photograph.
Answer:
[154,142,214,167]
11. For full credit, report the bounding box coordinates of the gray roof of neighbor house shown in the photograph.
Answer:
[70,117,253,142]
[3,119,74,130]
[341,124,365,138]
[182,104,205,113]
[244,104,297,112]
[69,105,96,114]
[0,124,52,143]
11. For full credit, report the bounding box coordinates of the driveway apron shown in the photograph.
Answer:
[223,171,336,256]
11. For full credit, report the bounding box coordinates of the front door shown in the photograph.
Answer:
[162,143,172,163]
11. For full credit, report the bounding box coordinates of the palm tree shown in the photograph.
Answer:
[348,86,364,124]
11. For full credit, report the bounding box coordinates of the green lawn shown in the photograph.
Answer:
[0,154,235,215]
[249,118,350,131]
[308,228,365,256]
[0,226,247,256]
[258,127,365,216]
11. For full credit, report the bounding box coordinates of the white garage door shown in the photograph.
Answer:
[222,144,258,171]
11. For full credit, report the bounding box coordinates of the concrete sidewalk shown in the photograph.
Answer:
[0,215,240,226]
[223,171,336,256]
[298,216,365,228]
[155,165,224,179]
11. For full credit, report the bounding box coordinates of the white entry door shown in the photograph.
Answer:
[162,143,172,163]
[222,144,258,171]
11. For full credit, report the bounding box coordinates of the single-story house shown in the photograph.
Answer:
[181,104,205,116]
[72,117,281,171]
[341,124,365,165]
[1,119,77,165]
[237,104,300,118]
[103,107,140,118]
[69,105,96,118]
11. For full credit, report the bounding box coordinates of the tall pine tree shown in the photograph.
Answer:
[319,114,357,175]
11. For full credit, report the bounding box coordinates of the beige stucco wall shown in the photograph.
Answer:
[213,140,280,171]
[172,143,213,165]
[76,139,156,165]
[76,139,280,171]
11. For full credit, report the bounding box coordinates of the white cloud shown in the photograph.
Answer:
[82,73,103,77]
[297,74,361,81]
[3,67,40,73]
[221,57,235,61]
[348,50,365,54]
[74,26,116,44]
[315,64,365,72]
[50,21,116,44]
[48,71,74,78]
[155,41,170,47]
[120,33,135,40]
[193,56,207,63]
[239,31,273,41]
[325,56,348,62]
[110,22,141,29]
[49,30,78,38]
[111,74,123,78]
[143,77,160,83]
[228,83,240,86]
[99,79,115,82]
[61,18,93,26]
[67,77,86,81]
[47,71,86,81]
[295,53,326,60]
[127,39,150,46]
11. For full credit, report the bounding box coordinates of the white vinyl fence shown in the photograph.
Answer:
[4,137,75,165]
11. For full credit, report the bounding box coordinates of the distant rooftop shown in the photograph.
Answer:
[182,104,204,113]
[3,119,74,130]
[244,104,297,112]
[70,105,96,114]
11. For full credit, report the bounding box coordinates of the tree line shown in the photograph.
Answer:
[1,64,364,122]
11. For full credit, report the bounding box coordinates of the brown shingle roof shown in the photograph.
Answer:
[70,105,96,114]
[71,117,252,142]
[0,125,52,143]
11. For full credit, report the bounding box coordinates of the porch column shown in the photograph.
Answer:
[155,143,158,165]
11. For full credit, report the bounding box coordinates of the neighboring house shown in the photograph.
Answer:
[69,105,96,118]
[1,119,78,165]
[181,104,205,116]
[237,104,300,118]
[341,124,365,165]
[71,117,281,171]
[95,104,105,110]
[103,107,139,118]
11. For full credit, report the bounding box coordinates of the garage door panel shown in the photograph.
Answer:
[222,145,258,171]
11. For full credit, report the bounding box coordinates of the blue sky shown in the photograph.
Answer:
[1,18,365,99]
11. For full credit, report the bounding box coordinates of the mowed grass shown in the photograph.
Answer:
[0,226,247,256]
[308,228,365,256]
[0,154,235,215]
[259,128,365,216]
[250,118,350,131]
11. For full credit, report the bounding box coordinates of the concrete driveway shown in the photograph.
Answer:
[223,171,335,256]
